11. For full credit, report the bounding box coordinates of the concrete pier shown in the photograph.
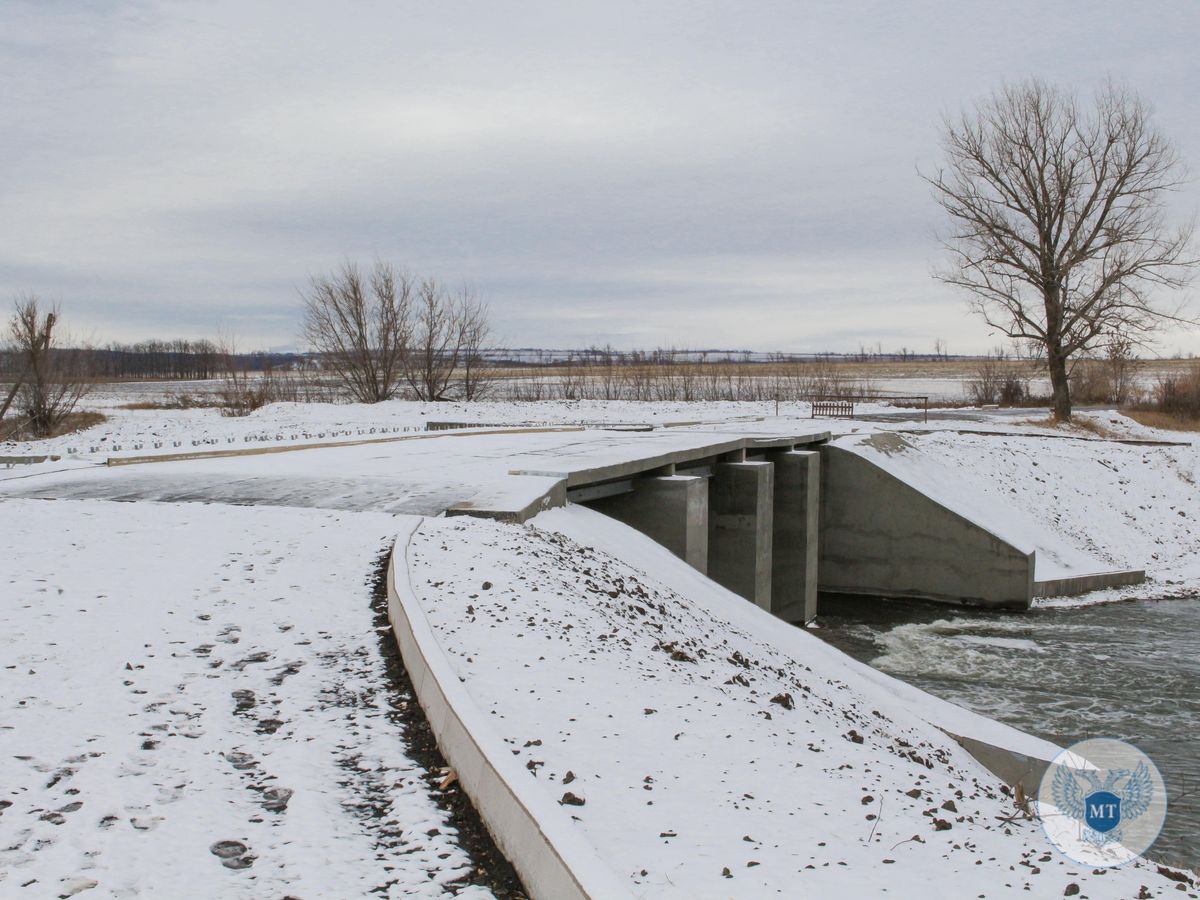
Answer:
[708,461,774,610]
[769,450,820,623]
[588,475,709,573]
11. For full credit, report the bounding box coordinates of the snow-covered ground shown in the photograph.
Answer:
[0,500,492,899]
[407,508,1192,897]
[4,394,1198,896]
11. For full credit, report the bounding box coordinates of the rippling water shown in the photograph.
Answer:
[812,596,1200,868]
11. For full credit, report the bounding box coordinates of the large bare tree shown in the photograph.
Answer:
[926,79,1196,420]
[301,260,413,403]
[2,295,91,437]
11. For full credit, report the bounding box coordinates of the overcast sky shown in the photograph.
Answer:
[3,0,1199,354]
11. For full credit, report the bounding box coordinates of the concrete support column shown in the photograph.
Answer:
[708,461,773,609]
[769,450,820,624]
[588,475,709,573]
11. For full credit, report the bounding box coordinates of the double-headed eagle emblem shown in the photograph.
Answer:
[1052,761,1155,844]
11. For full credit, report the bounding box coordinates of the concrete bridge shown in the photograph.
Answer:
[443,427,1144,616]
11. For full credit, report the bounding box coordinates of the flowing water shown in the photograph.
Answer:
[812,595,1200,869]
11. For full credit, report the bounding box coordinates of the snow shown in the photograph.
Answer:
[5,394,1199,895]
[407,508,1189,898]
[0,499,491,899]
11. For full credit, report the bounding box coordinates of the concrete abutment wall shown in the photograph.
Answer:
[817,445,1035,609]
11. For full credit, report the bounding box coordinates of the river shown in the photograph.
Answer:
[812,595,1200,869]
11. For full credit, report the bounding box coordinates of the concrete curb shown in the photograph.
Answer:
[386,520,632,900]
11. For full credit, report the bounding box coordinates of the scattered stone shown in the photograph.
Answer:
[559,792,585,806]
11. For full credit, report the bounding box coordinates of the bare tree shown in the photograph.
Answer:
[926,79,1196,420]
[2,296,91,438]
[302,260,413,403]
[403,278,462,402]
[457,291,495,401]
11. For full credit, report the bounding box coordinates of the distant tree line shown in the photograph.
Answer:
[0,341,309,381]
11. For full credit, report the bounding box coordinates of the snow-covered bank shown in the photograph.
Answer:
[408,509,1191,897]
[0,500,491,899]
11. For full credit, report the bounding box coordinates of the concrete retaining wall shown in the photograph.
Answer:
[819,445,1035,609]
[387,520,632,900]
[1033,568,1146,598]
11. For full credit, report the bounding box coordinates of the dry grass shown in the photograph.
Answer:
[1015,415,1120,439]
[1120,409,1200,433]
[0,410,106,442]
[120,393,218,411]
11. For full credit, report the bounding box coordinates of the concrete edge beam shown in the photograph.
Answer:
[387,521,633,900]
[447,479,568,524]
[941,729,1050,793]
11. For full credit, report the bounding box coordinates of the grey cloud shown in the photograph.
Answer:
[2,0,1197,352]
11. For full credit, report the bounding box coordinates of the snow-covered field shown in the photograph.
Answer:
[0,500,491,899]
[4,393,1198,896]
[408,508,1192,897]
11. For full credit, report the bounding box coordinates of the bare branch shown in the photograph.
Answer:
[923,78,1197,420]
